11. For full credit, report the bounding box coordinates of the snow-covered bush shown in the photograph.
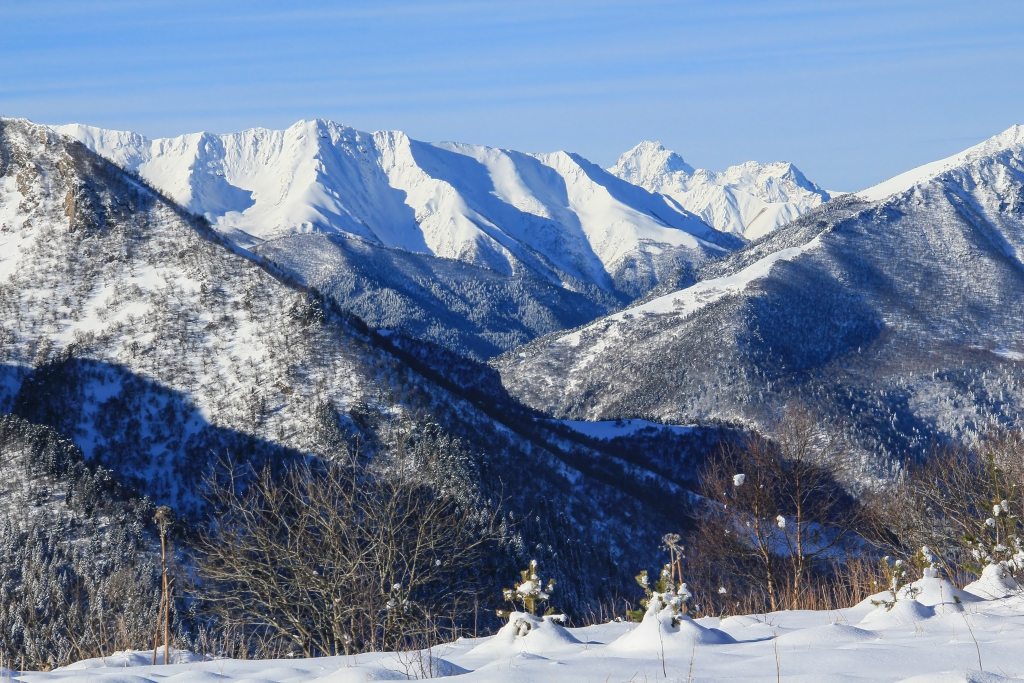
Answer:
[872,555,921,611]
[628,533,695,622]
[966,497,1024,579]
[913,545,940,579]
[500,559,556,617]
[628,564,694,622]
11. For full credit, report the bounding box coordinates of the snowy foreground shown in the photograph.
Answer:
[11,572,1024,682]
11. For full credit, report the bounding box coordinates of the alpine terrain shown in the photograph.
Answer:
[3,114,1024,678]
[610,140,833,241]
[0,117,737,622]
[56,121,742,358]
[498,126,1024,469]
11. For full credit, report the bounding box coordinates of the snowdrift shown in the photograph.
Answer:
[12,572,1024,682]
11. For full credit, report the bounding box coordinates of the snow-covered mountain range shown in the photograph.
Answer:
[55,120,755,357]
[498,126,1024,465]
[5,110,1024,664]
[609,140,832,240]
[56,120,738,295]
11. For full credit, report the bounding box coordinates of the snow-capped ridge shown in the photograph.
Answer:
[858,124,1024,202]
[54,118,732,299]
[610,140,830,240]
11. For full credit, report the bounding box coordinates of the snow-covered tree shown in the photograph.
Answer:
[696,405,864,611]
[966,497,1024,580]
[501,559,555,616]
[872,556,919,611]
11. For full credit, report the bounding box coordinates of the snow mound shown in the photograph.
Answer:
[859,595,936,628]
[849,577,976,625]
[715,614,778,641]
[902,575,980,607]
[607,609,734,656]
[465,612,580,658]
[161,673,232,683]
[315,656,467,681]
[58,650,208,670]
[964,564,1022,600]
[774,622,878,646]
[717,614,775,630]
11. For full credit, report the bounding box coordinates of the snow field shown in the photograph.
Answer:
[13,572,1024,682]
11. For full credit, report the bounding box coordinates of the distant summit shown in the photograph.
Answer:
[609,140,695,186]
[610,140,830,240]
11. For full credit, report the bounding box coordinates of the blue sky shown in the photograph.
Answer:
[3,0,1022,190]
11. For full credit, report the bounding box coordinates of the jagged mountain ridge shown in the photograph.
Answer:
[56,120,739,295]
[497,126,1024,465]
[610,140,831,241]
[55,120,744,358]
[0,117,735,610]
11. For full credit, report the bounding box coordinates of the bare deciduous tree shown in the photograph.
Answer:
[195,454,500,657]
[865,429,1024,581]
[695,405,865,611]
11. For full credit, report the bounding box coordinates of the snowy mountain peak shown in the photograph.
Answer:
[722,159,804,184]
[986,123,1024,149]
[610,141,829,240]
[858,124,1024,202]
[611,140,695,185]
[53,118,735,300]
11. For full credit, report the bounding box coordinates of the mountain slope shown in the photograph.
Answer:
[254,232,609,358]
[0,117,736,610]
[610,140,831,240]
[498,127,1024,464]
[0,414,164,667]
